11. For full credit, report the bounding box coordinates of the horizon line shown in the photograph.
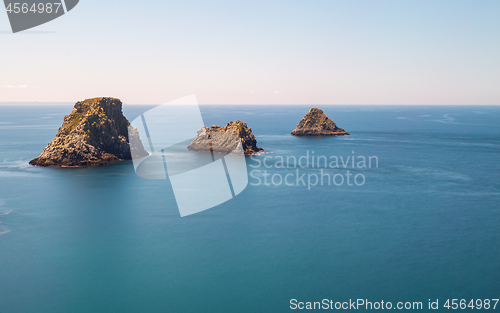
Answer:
[0,102,499,106]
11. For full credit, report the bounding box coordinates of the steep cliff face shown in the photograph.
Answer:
[291,108,349,136]
[188,120,263,155]
[29,97,148,167]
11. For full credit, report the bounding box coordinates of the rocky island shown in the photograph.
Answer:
[188,120,263,155]
[291,108,349,136]
[29,97,148,167]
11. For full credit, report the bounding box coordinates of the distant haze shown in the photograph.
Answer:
[1,0,499,105]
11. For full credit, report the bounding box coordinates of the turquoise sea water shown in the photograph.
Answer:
[0,105,499,312]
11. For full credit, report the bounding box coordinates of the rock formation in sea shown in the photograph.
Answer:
[291,108,349,136]
[29,97,148,167]
[187,120,263,155]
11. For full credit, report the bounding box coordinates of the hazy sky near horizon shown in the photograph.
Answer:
[1,0,499,105]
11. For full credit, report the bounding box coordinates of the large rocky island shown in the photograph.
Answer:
[188,120,263,155]
[291,108,349,136]
[29,97,148,167]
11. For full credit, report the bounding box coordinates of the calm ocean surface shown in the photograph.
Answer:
[0,105,499,312]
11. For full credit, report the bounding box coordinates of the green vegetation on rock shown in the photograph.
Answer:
[29,97,148,167]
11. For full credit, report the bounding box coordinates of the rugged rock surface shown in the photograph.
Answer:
[188,120,263,155]
[291,108,349,136]
[29,97,148,167]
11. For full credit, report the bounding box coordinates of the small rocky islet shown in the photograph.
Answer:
[29,97,148,167]
[291,108,349,136]
[187,120,263,155]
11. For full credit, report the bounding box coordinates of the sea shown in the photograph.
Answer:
[0,104,499,313]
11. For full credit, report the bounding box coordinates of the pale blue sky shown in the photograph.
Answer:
[1,0,499,104]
